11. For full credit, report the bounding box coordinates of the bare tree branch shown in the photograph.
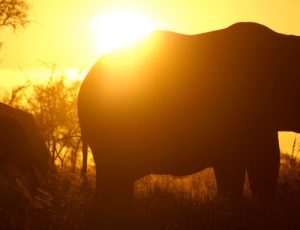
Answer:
[0,0,30,30]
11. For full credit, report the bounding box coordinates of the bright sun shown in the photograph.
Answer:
[91,10,155,55]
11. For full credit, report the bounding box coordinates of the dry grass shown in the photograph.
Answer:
[0,167,95,229]
[0,154,300,229]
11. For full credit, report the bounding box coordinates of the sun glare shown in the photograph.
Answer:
[91,10,155,54]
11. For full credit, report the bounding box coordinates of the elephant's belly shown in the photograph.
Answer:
[94,136,215,176]
[88,108,229,177]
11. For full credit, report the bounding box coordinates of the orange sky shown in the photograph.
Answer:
[0,0,300,154]
[1,1,300,72]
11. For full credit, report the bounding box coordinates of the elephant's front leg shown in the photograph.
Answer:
[213,162,246,206]
[92,167,138,229]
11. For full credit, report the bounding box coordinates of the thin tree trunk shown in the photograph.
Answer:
[81,139,88,176]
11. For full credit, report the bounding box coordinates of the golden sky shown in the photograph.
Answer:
[1,0,300,72]
[1,0,300,153]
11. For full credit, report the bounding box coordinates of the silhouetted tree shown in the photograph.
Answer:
[27,76,81,168]
[0,0,30,51]
[3,83,29,106]
[0,0,29,30]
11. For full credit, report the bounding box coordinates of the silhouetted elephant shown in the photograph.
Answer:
[0,103,50,174]
[77,22,300,226]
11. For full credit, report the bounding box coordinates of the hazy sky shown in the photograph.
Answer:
[1,0,300,71]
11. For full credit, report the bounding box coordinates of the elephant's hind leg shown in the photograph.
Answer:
[247,132,280,201]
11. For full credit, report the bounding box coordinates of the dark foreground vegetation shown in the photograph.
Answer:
[135,156,300,230]
[0,155,299,229]
[1,77,300,229]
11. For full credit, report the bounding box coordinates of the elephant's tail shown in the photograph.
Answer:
[81,137,88,176]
